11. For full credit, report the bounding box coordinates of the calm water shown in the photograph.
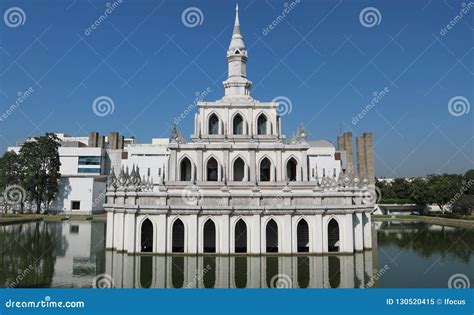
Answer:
[0,220,472,288]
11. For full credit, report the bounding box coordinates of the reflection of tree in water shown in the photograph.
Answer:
[0,222,66,287]
[378,222,474,263]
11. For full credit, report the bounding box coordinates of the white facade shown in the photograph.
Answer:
[104,6,374,255]
[307,140,343,182]
[122,139,169,183]
[8,136,107,214]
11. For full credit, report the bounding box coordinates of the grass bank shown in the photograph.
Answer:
[373,214,474,229]
[0,213,106,225]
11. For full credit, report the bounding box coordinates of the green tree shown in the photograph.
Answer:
[19,134,61,213]
[451,195,474,215]
[463,169,474,195]
[428,174,463,213]
[390,178,411,200]
[0,151,22,214]
[409,178,433,206]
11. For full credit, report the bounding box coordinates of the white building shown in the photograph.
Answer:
[121,138,169,183]
[104,6,374,255]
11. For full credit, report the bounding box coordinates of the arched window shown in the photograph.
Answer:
[233,157,245,181]
[206,157,218,181]
[203,219,216,253]
[260,157,271,181]
[141,218,153,252]
[180,157,192,181]
[172,219,185,252]
[234,219,247,253]
[297,219,309,252]
[266,219,278,253]
[208,113,219,135]
[233,114,243,135]
[286,157,297,181]
[328,219,340,252]
[257,114,267,135]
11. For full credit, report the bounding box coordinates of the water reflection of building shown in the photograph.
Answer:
[51,221,105,287]
[106,251,376,288]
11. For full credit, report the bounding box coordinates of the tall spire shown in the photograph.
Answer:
[223,4,252,98]
[233,4,240,34]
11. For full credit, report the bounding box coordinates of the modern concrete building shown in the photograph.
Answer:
[7,132,135,214]
[104,6,374,255]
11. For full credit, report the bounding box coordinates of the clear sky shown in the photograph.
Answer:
[0,0,472,177]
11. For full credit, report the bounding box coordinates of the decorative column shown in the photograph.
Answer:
[106,211,115,249]
[344,213,354,253]
[124,211,136,253]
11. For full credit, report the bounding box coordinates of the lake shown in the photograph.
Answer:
[0,220,472,288]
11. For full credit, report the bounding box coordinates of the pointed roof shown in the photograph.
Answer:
[228,3,246,53]
[233,4,240,35]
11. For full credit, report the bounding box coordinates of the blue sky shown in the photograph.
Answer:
[0,0,472,177]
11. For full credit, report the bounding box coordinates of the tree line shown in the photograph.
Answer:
[376,170,474,215]
[0,134,61,214]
